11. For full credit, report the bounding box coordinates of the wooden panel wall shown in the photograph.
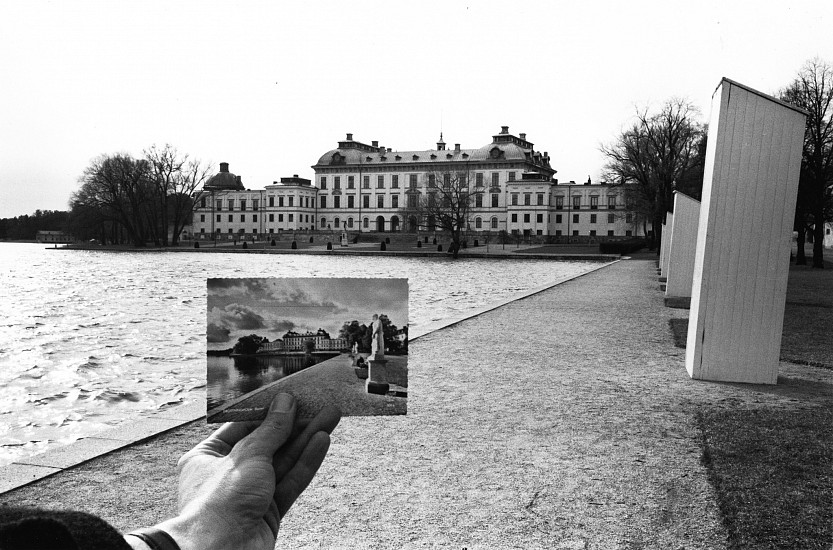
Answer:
[665,192,701,299]
[660,214,673,278]
[685,78,806,384]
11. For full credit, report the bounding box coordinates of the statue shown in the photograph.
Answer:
[370,313,384,359]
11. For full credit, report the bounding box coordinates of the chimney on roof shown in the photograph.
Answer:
[220,162,229,173]
[346,133,353,141]
[293,174,298,178]
[372,140,378,147]
[273,181,277,184]
[501,126,509,134]
[519,133,526,140]
[387,147,392,152]
[454,143,460,151]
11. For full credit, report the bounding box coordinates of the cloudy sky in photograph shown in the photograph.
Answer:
[1,0,831,218]
[206,277,408,350]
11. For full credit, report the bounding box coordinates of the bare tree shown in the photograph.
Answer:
[399,167,484,258]
[601,98,707,251]
[72,153,154,247]
[781,58,833,268]
[145,144,213,246]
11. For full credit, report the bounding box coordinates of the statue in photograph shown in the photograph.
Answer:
[370,313,384,359]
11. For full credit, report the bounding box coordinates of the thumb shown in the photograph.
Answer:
[237,393,297,457]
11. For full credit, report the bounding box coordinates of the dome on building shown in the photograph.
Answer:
[204,162,245,191]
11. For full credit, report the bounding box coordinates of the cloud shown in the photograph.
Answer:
[207,322,231,343]
[214,303,266,330]
[270,319,296,334]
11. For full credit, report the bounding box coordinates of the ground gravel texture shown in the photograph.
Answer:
[2,258,829,549]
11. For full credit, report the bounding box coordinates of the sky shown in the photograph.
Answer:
[1,0,831,218]
[206,277,408,350]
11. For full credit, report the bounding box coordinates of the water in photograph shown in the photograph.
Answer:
[0,243,605,466]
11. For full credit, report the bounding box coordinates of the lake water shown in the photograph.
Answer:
[0,243,601,466]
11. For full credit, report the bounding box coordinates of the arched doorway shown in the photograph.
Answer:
[390,216,400,232]
[375,216,385,232]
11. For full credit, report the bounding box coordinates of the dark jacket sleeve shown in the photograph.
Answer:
[0,506,132,550]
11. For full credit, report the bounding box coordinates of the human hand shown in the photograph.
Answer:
[154,394,341,550]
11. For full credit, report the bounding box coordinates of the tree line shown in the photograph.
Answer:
[0,210,70,241]
[69,144,212,246]
[601,57,832,267]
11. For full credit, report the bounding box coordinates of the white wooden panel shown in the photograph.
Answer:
[665,192,700,298]
[660,214,674,278]
[686,78,806,384]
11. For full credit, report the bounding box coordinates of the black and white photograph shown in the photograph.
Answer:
[1,1,832,548]
[207,278,408,422]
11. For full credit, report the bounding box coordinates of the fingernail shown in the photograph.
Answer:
[270,393,294,413]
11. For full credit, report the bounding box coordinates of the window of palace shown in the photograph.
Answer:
[511,213,518,222]
[492,172,499,186]
[364,176,370,189]
[508,172,516,181]
[241,200,247,211]
[556,214,562,223]
[240,214,245,222]
[392,175,398,188]
[269,214,274,222]
[348,196,355,208]
[511,194,518,206]
[572,196,581,209]
[377,195,384,208]
[573,214,579,223]
[608,214,615,223]
[523,214,530,223]
[590,196,598,209]
[475,194,483,207]
[590,214,597,224]
[279,197,285,207]
[476,173,483,186]
[491,217,498,229]
[524,194,531,206]
[216,199,222,211]
[392,195,399,208]
[537,214,543,223]
[320,177,327,189]
[228,199,234,210]
[334,196,340,208]
[537,194,544,206]
[334,177,341,189]
[320,196,326,208]
[475,217,482,229]
[608,196,616,209]
[348,176,354,189]
[378,175,384,188]
[556,196,563,209]
[492,194,499,207]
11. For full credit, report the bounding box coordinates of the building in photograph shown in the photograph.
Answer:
[35,230,74,243]
[191,163,318,239]
[258,329,348,354]
[313,127,644,238]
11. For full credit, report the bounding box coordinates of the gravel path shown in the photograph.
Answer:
[3,258,829,549]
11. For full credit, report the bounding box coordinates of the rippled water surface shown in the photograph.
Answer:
[0,243,601,466]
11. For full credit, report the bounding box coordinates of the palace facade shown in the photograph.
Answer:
[258,329,348,354]
[191,128,645,240]
[192,163,318,239]
[313,126,642,238]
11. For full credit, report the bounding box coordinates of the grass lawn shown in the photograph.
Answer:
[667,257,833,548]
[697,408,832,549]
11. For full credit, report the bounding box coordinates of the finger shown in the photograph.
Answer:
[274,431,331,518]
[183,420,259,459]
[273,405,341,479]
[236,393,296,457]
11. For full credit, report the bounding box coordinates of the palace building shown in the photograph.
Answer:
[192,163,318,239]
[313,127,642,238]
[191,128,644,240]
